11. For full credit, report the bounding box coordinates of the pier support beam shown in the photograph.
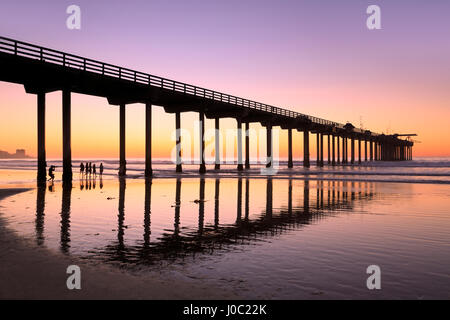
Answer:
[199,111,206,174]
[370,141,373,161]
[337,136,340,164]
[365,140,368,162]
[351,138,355,164]
[375,142,378,161]
[145,103,152,177]
[266,124,272,168]
[62,89,72,181]
[288,128,293,168]
[119,103,126,176]
[303,129,310,168]
[327,134,331,165]
[245,122,250,169]
[37,92,46,183]
[320,133,324,167]
[175,112,182,172]
[343,137,347,164]
[332,135,336,166]
[215,118,220,170]
[316,133,320,167]
[237,119,243,171]
[358,139,362,164]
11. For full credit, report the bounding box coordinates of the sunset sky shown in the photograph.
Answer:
[0,0,449,159]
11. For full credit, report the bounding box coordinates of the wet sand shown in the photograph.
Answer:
[0,188,238,299]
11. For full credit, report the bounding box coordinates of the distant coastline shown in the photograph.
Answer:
[0,149,32,159]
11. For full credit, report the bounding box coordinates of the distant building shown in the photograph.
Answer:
[0,149,32,159]
[15,149,26,157]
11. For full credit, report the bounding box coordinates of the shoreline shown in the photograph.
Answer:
[0,188,239,299]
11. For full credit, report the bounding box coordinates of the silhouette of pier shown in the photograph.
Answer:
[0,36,414,183]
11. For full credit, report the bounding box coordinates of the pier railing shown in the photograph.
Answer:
[0,36,373,135]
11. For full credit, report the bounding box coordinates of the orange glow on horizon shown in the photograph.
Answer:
[0,81,449,159]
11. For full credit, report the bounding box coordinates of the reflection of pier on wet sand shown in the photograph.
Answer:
[0,187,238,299]
[34,177,377,266]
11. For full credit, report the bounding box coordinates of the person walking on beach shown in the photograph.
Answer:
[88,162,92,175]
[80,162,85,175]
[48,165,55,181]
[93,164,96,177]
[100,163,104,176]
[85,162,89,175]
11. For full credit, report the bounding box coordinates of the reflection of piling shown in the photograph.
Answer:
[144,178,152,248]
[117,178,126,249]
[303,180,310,214]
[35,184,46,245]
[320,181,324,209]
[237,178,242,222]
[214,179,219,229]
[60,182,72,253]
[198,178,205,234]
[288,179,292,215]
[174,178,181,236]
[266,178,273,219]
[245,178,250,220]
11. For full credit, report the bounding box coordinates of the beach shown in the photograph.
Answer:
[0,187,238,299]
[1,159,450,299]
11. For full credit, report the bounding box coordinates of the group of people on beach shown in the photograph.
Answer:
[80,162,104,177]
[46,162,104,182]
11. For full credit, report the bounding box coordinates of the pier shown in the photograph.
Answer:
[0,36,414,183]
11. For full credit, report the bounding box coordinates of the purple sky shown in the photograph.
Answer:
[1,0,450,156]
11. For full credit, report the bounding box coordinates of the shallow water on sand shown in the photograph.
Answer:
[1,165,450,299]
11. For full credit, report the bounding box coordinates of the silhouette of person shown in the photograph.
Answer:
[89,162,92,175]
[85,162,89,175]
[99,163,104,176]
[93,164,96,176]
[48,165,55,181]
[80,162,85,175]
